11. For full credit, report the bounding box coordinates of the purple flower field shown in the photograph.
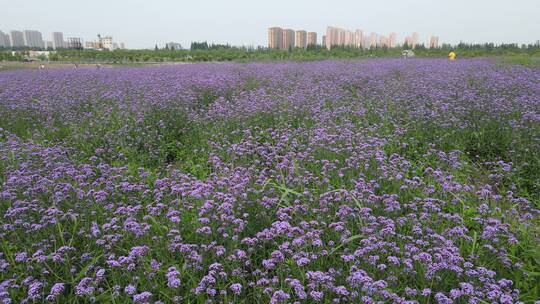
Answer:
[0,59,539,303]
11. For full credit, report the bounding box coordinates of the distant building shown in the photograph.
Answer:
[326,26,365,49]
[67,37,83,50]
[85,35,124,50]
[307,32,317,46]
[404,36,413,48]
[282,29,295,49]
[51,32,65,49]
[412,32,419,49]
[338,29,345,46]
[344,30,355,47]
[322,35,326,46]
[120,42,125,49]
[23,30,45,48]
[389,32,397,48]
[268,27,283,49]
[101,36,114,50]
[45,40,53,49]
[295,30,307,49]
[85,41,98,49]
[325,26,343,49]
[10,30,25,47]
[0,31,11,48]
[369,32,377,48]
[429,35,439,48]
[362,36,370,49]
[403,32,419,49]
[354,30,363,48]
[166,42,182,50]
[379,35,389,48]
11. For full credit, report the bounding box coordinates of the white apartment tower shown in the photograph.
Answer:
[52,32,65,49]
[9,30,25,47]
[0,31,11,48]
[23,30,45,48]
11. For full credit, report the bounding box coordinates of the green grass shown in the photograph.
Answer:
[498,55,540,66]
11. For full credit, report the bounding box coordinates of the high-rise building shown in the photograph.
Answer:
[23,30,45,48]
[354,30,363,48]
[404,36,413,48]
[9,30,24,47]
[307,32,317,46]
[268,26,417,50]
[389,32,397,48]
[412,32,419,49]
[282,29,295,49]
[325,26,344,50]
[45,41,53,49]
[344,30,355,47]
[362,36,370,49]
[429,35,439,48]
[0,31,11,48]
[295,30,307,49]
[51,32,65,49]
[378,35,389,48]
[120,42,125,49]
[338,29,345,46]
[268,27,283,49]
[369,32,377,48]
[325,27,334,49]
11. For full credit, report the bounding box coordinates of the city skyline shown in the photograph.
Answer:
[0,25,530,51]
[0,29,125,50]
[1,0,538,49]
[267,26,434,50]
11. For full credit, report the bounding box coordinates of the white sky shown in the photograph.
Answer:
[1,0,539,49]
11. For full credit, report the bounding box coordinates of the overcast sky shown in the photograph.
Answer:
[1,0,539,49]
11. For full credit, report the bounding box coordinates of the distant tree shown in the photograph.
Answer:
[191,41,209,50]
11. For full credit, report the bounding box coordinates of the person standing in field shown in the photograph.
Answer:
[448,50,457,60]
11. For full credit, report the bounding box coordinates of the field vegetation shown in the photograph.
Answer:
[0,59,539,303]
[1,42,540,64]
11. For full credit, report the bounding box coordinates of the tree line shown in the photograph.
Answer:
[1,41,539,63]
